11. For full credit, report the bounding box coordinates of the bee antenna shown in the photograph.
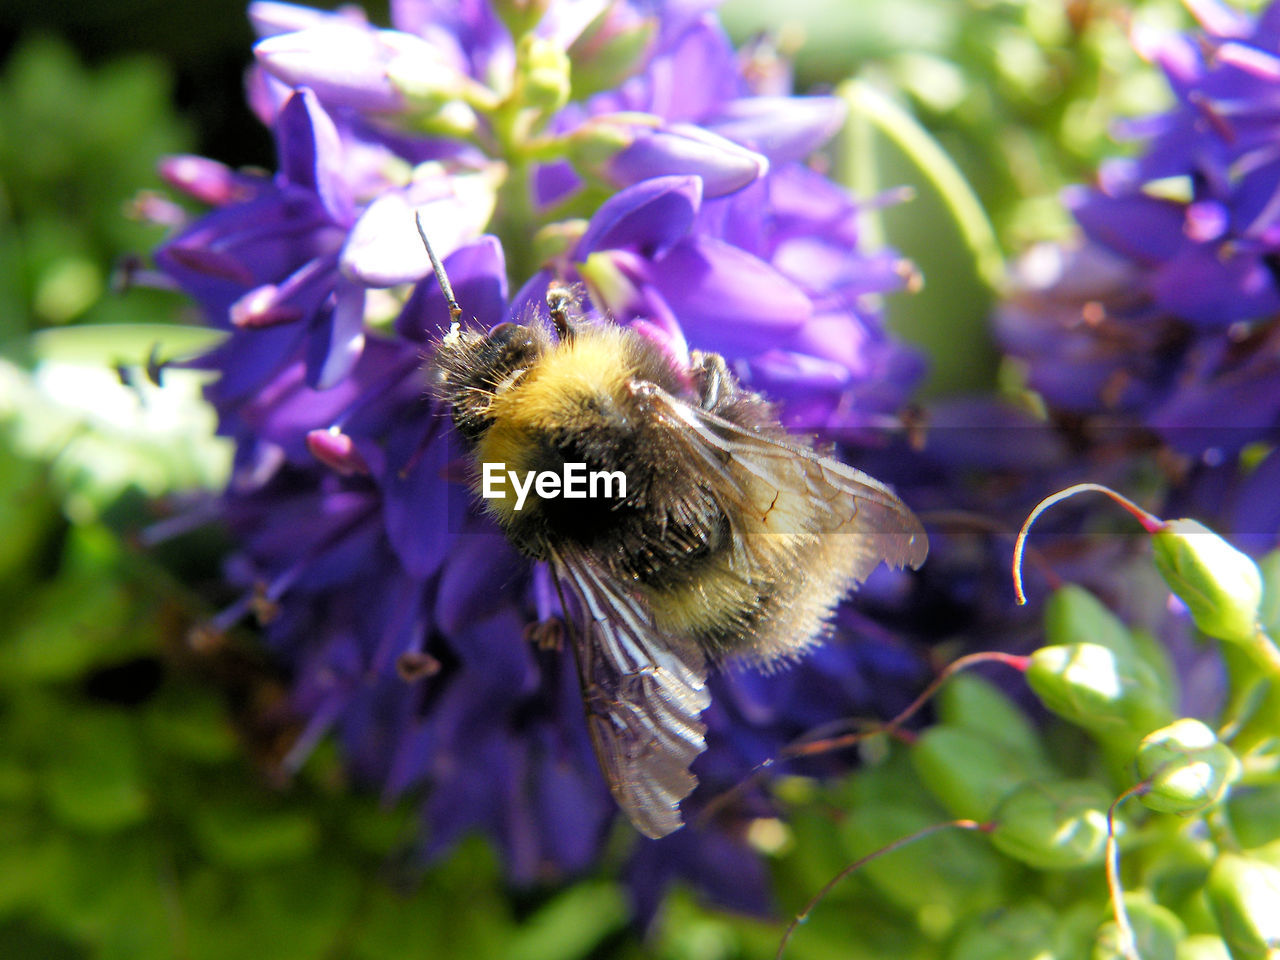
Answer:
[414,210,462,331]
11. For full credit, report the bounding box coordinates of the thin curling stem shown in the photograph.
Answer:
[775,818,986,960]
[1012,483,1164,605]
[414,210,461,327]
[1105,784,1147,960]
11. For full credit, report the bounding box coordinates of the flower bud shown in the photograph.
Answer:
[1136,719,1241,816]
[515,35,571,113]
[256,25,407,112]
[912,725,1048,820]
[1205,853,1280,959]
[1026,643,1173,745]
[568,8,654,99]
[989,779,1115,869]
[1152,519,1263,643]
[607,123,768,198]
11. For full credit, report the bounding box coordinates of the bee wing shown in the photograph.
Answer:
[646,386,928,577]
[552,546,710,839]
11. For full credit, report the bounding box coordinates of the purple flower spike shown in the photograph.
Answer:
[154,0,933,920]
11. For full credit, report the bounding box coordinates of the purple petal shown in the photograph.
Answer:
[434,533,526,635]
[249,1,367,39]
[1216,40,1280,80]
[306,427,371,475]
[706,96,846,165]
[306,279,366,388]
[158,155,254,206]
[574,175,701,258]
[380,425,463,579]
[1183,0,1254,38]
[397,236,508,341]
[1149,246,1280,327]
[507,269,555,325]
[533,159,583,208]
[390,0,512,83]
[609,124,767,197]
[342,180,496,287]
[651,236,811,354]
[274,89,355,225]
[536,0,610,48]
[637,13,740,122]
[256,24,406,112]
[1066,186,1186,266]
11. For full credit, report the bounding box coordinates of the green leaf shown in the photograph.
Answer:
[948,901,1057,960]
[190,805,320,867]
[841,802,1007,924]
[507,882,629,960]
[42,709,149,832]
[912,724,1048,820]
[935,673,1049,770]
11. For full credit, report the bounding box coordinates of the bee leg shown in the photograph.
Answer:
[546,283,576,343]
[690,351,732,411]
[523,617,565,651]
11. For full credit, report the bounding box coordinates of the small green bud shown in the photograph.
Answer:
[1026,643,1173,744]
[1093,897,1183,960]
[1205,853,1280,959]
[1136,719,1241,815]
[912,725,1048,821]
[568,12,655,99]
[1152,519,1263,643]
[989,779,1114,869]
[516,35,571,113]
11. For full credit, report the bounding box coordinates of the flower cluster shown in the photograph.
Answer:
[151,0,930,918]
[996,0,1280,553]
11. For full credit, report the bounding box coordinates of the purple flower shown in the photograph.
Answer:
[150,0,932,922]
[996,0,1280,552]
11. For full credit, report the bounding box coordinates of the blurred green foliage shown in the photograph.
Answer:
[0,36,190,338]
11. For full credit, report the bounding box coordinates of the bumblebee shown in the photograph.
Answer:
[425,230,927,838]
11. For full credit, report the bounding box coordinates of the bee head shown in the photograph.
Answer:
[431,321,548,443]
